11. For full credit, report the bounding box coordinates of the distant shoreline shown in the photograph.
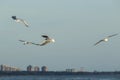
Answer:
[0,71,120,76]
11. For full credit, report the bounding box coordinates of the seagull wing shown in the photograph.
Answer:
[42,35,49,40]
[19,40,25,42]
[19,40,32,44]
[107,33,118,38]
[31,42,41,46]
[94,39,104,46]
[20,19,29,27]
[28,42,35,44]
[40,40,49,46]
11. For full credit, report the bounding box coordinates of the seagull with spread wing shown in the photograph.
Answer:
[94,33,118,46]
[12,16,29,27]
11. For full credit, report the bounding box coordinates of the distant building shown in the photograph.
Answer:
[41,66,48,72]
[0,64,21,71]
[34,66,40,71]
[66,68,76,72]
[79,67,85,72]
[0,64,4,71]
[3,65,7,71]
[27,65,33,71]
[0,65,10,71]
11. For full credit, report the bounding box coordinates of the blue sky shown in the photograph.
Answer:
[0,0,120,71]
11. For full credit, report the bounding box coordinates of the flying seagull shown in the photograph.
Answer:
[12,16,29,27]
[94,33,118,46]
[19,40,33,45]
[33,35,55,46]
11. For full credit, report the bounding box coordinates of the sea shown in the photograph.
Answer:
[0,75,120,80]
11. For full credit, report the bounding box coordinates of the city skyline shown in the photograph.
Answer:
[0,0,120,71]
[0,64,82,72]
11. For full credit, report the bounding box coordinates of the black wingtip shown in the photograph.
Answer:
[11,16,16,19]
[41,35,48,38]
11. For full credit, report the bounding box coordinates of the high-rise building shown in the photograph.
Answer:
[34,66,40,71]
[27,65,32,71]
[41,66,48,72]
[0,64,4,71]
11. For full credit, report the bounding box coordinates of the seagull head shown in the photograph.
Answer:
[104,38,108,42]
[51,39,55,43]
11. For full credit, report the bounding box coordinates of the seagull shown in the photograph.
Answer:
[19,40,33,45]
[33,35,55,46]
[94,33,118,46]
[11,16,29,27]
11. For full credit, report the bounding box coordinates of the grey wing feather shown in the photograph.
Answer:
[31,42,41,46]
[20,19,29,27]
[19,40,25,42]
[40,41,49,46]
[107,34,118,38]
[94,40,104,46]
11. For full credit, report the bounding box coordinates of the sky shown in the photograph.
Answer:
[0,0,120,71]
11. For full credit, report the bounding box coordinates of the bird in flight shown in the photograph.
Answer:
[11,16,29,27]
[94,33,118,46]
[33,35,55,46]
[19,40,34,45]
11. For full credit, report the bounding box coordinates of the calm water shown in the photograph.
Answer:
[0,75,120,80]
